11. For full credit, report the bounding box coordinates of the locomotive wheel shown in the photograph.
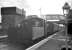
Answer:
[59,45,72,50]
[61,47,72,50]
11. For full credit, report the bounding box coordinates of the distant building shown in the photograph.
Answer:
[1,7,26,28]
[45,14,64,21]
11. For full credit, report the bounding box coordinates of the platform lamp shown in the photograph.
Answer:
[62,2,70,50]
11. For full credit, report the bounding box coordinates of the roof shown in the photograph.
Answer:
[1,7,25,15]
[45,14,64,20]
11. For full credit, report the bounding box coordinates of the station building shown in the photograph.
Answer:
[1,7,26,28]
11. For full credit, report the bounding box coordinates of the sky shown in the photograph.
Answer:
[0,0,72,20]
[24,0,71,16]
[0,0,71,15]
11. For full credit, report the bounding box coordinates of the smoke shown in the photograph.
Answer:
[0,0,29,9]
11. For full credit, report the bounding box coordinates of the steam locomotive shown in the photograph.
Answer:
[7,17,64,47]
[1,7,64,48]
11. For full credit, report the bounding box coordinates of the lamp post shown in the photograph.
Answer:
[62,2,70,50]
